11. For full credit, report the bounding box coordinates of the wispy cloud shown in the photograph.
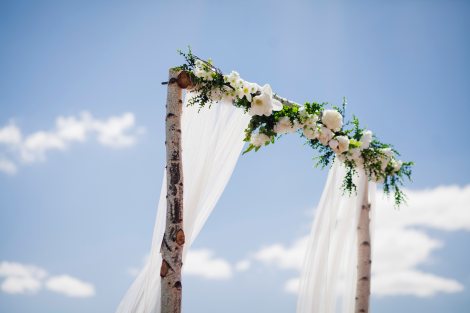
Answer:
[249,185,470,298]
[0,261,95,298]
[184,249,233,280]
[45,275,95,298]
[129,249,234,281]
[0,112,144,174]
[0,157,17,175]
[0,262,47,294]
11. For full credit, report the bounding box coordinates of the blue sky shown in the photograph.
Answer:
[0,0,469,312]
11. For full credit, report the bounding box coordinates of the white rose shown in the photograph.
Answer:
[317,126,334,145]
[378,148,393,171]
[329,136,349,154]
[349,148,363,166]
[321,109,343,131]
[391,159,402,172]
[300,110,319,128]
[360,130,373,149]
[250,133,271,147]
[303,125,318,140]
[274,116,300,134]
[249,84,283,116]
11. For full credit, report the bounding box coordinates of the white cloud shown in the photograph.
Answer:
[284,277,300,294]
[0,261,95,298]
[184,249,233,280]
[92,113,137,148]
[373,270,463,297]
[375,185,470,231]
[235,260,251,272]
[254,237,308,271]
[45,275,95,298]
[127,250,233,281]
[373,228,442,274]
[0,157,17,175]
[250,185,470,298]
[1,276,42,294]
[0,123,22,145]
[0,111,143,173]
[0,262,47,294]
[21,131,67,163]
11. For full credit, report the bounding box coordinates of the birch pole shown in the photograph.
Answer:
[355,181,372,313]
[160,69,189,313]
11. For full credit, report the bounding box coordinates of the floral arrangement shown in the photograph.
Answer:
[174,48,413,206]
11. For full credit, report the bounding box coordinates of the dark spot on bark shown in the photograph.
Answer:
[361,241,370,247]
[176,229,185,246]
[170,163,180,185]
[160,260,169,277]
[172,198,181,223]
[171,150,179,161]
[174,281,182,290]
[360,276,369,281]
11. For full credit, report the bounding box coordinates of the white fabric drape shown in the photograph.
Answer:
[296,161,376,313]
[116,94,250,313]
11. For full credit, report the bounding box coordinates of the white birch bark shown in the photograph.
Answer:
[160,69,185,313]
[355,182,371,313]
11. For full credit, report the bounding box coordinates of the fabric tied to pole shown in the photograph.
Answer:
[296,161,376,313]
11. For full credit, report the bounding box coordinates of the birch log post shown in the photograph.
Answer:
[160,69,185,313]
[355,181,371,313]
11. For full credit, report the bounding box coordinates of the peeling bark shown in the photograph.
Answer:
[161,69,185,313]
[355,182,371,313]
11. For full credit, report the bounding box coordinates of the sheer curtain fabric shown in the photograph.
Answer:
[116,94,250,313]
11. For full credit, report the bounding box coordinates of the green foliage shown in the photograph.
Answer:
[175,48,414,206]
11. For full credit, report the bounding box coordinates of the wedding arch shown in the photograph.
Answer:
[116,49,413,313]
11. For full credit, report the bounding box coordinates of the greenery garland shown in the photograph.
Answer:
[174,48,413,206]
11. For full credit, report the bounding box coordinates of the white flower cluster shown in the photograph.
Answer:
[301,109,345,148]
[193,60,214,81]
[223,71,283,116]
[250,104,403,181]
[338,131,403,181]
[336,130,372,166]
[194,61,404,181]
[250,133,271,147]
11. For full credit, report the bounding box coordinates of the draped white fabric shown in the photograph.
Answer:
[116,94,250,313]
[296,161,376,313]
